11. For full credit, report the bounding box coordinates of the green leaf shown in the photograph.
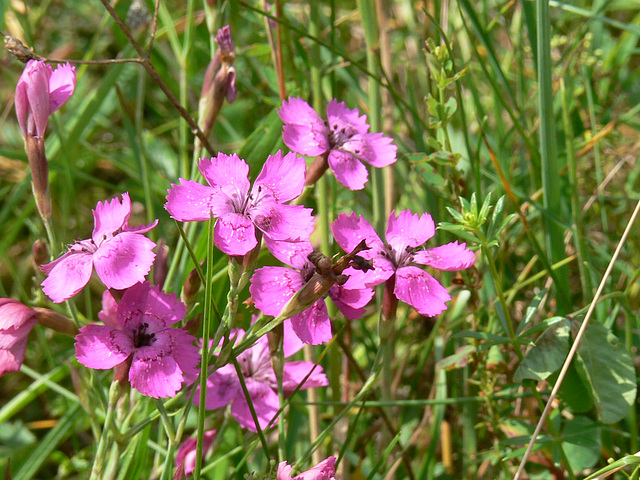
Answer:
[516,290,549,336]
[436,345,477,370]
[514,319,569,382]
[577,323,636,424]
[557,416,601,472]
[557,358,594,413]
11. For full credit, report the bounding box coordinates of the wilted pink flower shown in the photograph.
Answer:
[278,456,339,480]
[195,329,328,432]
[165,151,314,256]
[278,98,396,190]
[174,429,217,478]
[75,282,199,398]
[332,210,475,317]
[0,299,38,376]
[15,60,76,138]
[41,193,158,303]
[250,240,373,345]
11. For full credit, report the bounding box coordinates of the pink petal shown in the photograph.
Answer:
[98,290,120,328]
[277,462,294,480]
[250,267,305,317]
[48,62,76,113]
[129,347,184,398]
[264,238,313,270]
[117,282,185,332]
[413,241,476,271]
[92,193,132,244]
[165,179,217,222]
[255,151,306,203]
[327,150,369,190]
[0,337,29,376]
[198,153,250,192]
[93,232,156,290]
[24,60,52,137]
[278,97,329,156]
[176,430,216,476]
[0,300,37,331]
[197,364,240,410]
[41,249,94,303]
[326,99,369,135]
[328,285,374,319]
[214,213,257,255]
[123,218,158,235]
[385,210,435,252]
[254,203,315,243]
[394,266,451,317]
[331,212,385,255]
[231,379,280,432]
[0,318,37,349]
[74,324,134,369]
[283,319,305,357]
[283,360,329,393]
[361,132,397,168]
[159,329,200,378]
[15,81,28,137]
[340,256,395,290]
[289,300,332,345]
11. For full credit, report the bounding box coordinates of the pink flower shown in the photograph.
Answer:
[0,299,38,376]
[332,210,475,317]
[174,429,216,477]
[41,193,158,303]
[278,98,396,190]
[250,240,373,345]
[15,60,76,138]
[277,456,339,480]
[74,282,199,398]
[195,329,328,432]
[165,151,314,256]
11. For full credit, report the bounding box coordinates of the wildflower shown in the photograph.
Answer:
[165,151,314,256]
[250,240,373,345]
[277,456,339,480]
[278,98,397,190]
[15,60,76,220]
[332,210,475,318]
[0,299,38,376]
[174,429,217,478]
[41,193,158,303]
[75,282,200,398]
[196,329,328,431]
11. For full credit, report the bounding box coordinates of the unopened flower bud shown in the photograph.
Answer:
[182,263,202,308]
[153,239,169,287]
[26,133,51,220]
[32,238,49,266]
[33,307,78,337]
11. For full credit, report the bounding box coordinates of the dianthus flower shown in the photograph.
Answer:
[195,329,328,432]
[165,151,314,256]
[41,193,157,303]
[0,299,38,376]
[250,240,373,345]
[278,98,396,190]
[332,210,475,318]
[277,456,339,480]
[175,429,217,478]
[15,60,76,139]
[75,282,199,398]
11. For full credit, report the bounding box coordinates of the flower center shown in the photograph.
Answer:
[132,322,156,348]
[383,244,415,269]
[327,120,356,149]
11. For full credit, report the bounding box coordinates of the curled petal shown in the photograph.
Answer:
[198,153,250,192]
[41,249,94,303]
[93,232,156,290]
[0,337,29,376]
[327,150,368,191]
[24,61,52,137]
[92,193,132,243]
[0,318,37,349]
[130,347,184,398]
[394,266,451,317]
[165,179,217,222]
[75,325,134,369]
[49,62,76,113]
[214,213,257,255]
[413,241,476,271]
[0,300,37,331]
[385,210,435,252]
[255,151,306,203]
